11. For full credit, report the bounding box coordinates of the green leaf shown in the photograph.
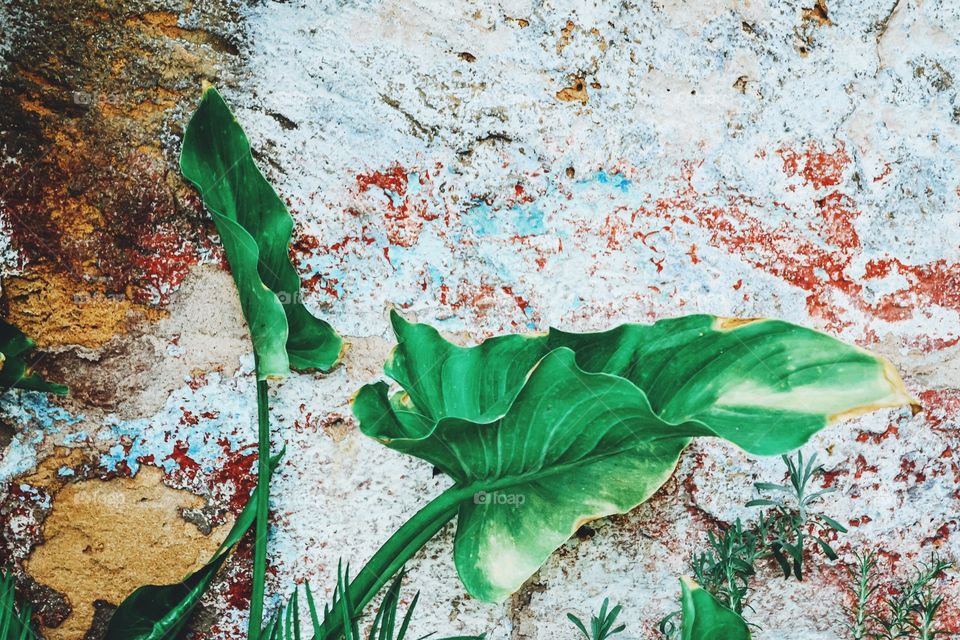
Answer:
[0,319,67,395]
[679,577,751,640]
[771,545,792,578]
[753,482,790,493]
[744,499,780,508]
[180,86,342,380]
[567,613,590,639]
[354,312,914,602]
[816,537,839,560]
[545,315,917,455]
[820,515,848,533]
[105,450,284,639]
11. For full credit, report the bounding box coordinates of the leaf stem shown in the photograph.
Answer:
[248,377,271,639]
[320,483,475,640]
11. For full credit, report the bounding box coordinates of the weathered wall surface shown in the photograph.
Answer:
[0,0,958,638]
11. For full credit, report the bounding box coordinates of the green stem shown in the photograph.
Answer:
[248,378,271,639]
[320,483,475,640]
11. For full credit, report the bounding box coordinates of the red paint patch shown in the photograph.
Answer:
[209,439,259,515]
[854,454,878,479]
[165,441,201,477]
[123,225,201,304]
[778,142,850,189]
[814,192,860,250]
[862,258,960,320]
[921,521,955,547]
[616,151,960,338]
[856,424,899,444]
[917,389,960,433]
[356,165,408,194]
[355,165,438,247]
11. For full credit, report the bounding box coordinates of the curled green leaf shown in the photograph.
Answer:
[0,319,67,395]
[181,86,342,380]
[353,311,915,602]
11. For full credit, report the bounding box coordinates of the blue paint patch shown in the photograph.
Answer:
[594,170,631,192]
[465,202,499,236]
[465,201,547,237]
[17,483,51,509]
[386,190,404,207]
[57,466,75,477]
[101,443,129,474]
[427,265,443,290]
[511,203,546,235]
[406,172,421,195]
[0,393,84,433]
[94,376,258,477]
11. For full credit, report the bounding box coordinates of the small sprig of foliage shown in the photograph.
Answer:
[745,451,847,581]
[659,451,846,637]
[689,516,768,616]
[846,552,952,640]
[845,551,879,640]
[567,598,626,640]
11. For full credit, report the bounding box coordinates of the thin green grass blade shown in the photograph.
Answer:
[396,591,420,640]
[304,582,322,636]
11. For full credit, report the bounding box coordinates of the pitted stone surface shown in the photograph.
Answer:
[0,1,957,638]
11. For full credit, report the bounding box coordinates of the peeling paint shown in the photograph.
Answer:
[0,0,958,639]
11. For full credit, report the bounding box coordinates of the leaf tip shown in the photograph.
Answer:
[388,307,413,334]
[200,81,219,98]
[827,354,919,424]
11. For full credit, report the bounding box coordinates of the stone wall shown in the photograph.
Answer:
[0,1,957,638]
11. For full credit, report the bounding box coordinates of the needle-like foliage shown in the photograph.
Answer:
[845,551,879,640]
[745,452,847,581]
[567,598,626,640]
[260,564,485,640]
[0,571,35,640]
[660,451,847,639]
[872,554,952,640]
[690,516,768,615]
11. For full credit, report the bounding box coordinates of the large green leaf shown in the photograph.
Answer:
[105,451,283,639]
[679,577,750,640]
[180,86,342,380]
[0,319,67,395]
[353,312,914,602]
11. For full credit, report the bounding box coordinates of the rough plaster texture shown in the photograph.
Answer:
[0,0,959,638]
